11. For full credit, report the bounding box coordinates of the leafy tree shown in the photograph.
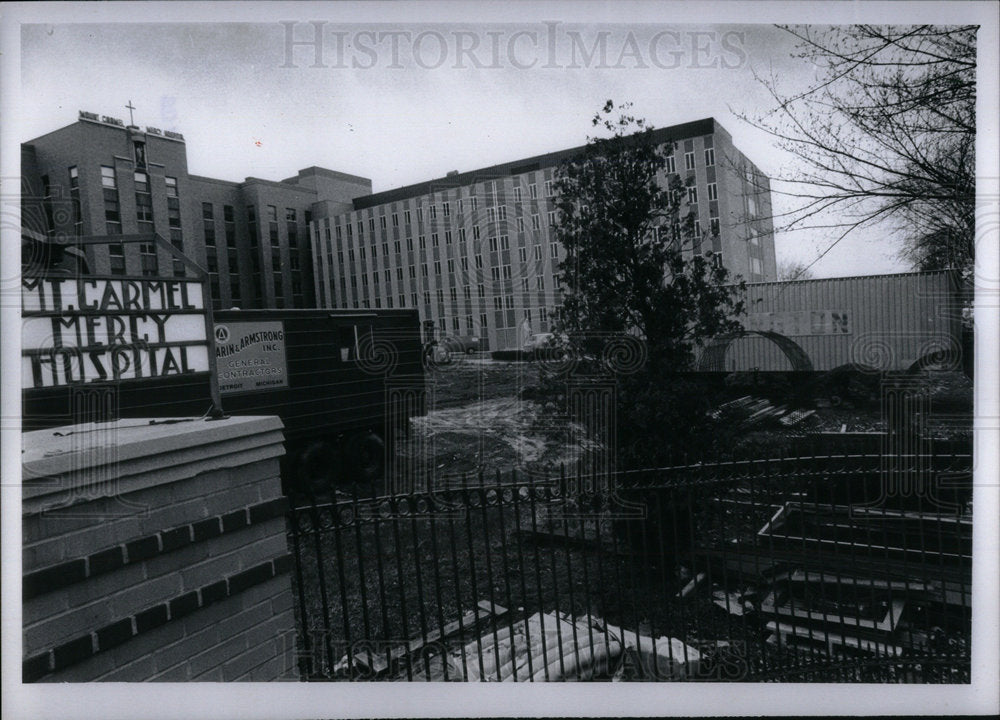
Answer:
[540,101,745,475]
[552,101,745,379]
[738,25,976,272]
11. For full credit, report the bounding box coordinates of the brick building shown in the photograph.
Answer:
[310,118,777,350]
[23,113,775,343]
[21,110,370,310]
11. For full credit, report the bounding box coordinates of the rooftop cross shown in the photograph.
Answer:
[125,100,136,126]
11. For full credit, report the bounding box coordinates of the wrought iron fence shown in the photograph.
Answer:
[286,450,972,682]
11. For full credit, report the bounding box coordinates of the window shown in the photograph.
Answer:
[359,246,366,260]
[531,214,540,230]
[536,277,545,290]
[470,196,478,210]
[109,243,125,274]
[501,264,511,279]
[101,166,116,188]
[499,235,509,250]
[480,313,488,329]
[521,278,529,291]
[750,257,763,275]
[547,211,557,226]
[513,187,522,202]
[447,258,455,273]
[434,260,441,275]
[475,254,483,269]
[710,217,720,236]
[517,217,525,232]
[371,244,377,258]
[286,208,297,223]
[533,245,542,260]
[422,264,428,277]
[518,247,527,262]
[380,215,387,229]
[133,171,149,193]
[463,285,471,299]
[550,243,559,259]
[417,207,423,223]
[529,183,537,199]
[406,237,414,251]
[704,148,715,166]
[450,287,457,302]
[687,186,698,204]
[432,233,439,247]
[442,202,450,217]
[493,297,503,310]
[467,315,474,331]
[267,205,278,222]
[544,180,553,197]
[165,176,178,197]
[404,210,411,225]
[491,267,501,281]
[539,307,548,323]
[419,236,426,249]
[394,240,401,254]
[409,266,416,278]
[684,151,695,171]
[459,228,466,243]
[707,183,718,201]
[478,284,485,297]
[369,217,375,233]
[665,155,676,174]
[504,295,514,309]
[430,205,437,220]
[473,226,480,240]
[489,237,498,252]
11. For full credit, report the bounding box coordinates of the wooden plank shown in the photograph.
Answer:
[345,604,500,677]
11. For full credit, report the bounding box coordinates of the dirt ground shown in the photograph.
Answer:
[394,362,974,483]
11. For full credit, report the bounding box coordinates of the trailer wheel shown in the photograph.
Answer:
[352,432,386,482]
[297,440,339,495]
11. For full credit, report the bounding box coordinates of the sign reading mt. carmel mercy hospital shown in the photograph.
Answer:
[21,277,211,389]
[214,321,288,395]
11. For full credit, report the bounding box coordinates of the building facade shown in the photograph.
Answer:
[310,118,777,350]
[23,113,776,344]
[21,111,371,310]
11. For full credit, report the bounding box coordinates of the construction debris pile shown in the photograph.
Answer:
[333,601,701,682]
[709,395,816,429]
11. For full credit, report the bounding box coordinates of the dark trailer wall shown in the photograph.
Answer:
[213,308,424,493]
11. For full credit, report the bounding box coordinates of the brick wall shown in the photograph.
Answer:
[22,414,298,681]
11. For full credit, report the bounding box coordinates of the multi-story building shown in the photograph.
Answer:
[21,110,371,310]
[311,118,776,350]
[22,113,775,347]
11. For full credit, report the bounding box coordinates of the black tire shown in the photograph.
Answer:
[351,432,386,482]
[296,440,339,495]
[466,347,475,355]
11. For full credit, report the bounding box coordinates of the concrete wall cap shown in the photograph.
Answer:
[21,415,284,481]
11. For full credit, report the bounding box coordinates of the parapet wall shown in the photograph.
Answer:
[21,414,297,681]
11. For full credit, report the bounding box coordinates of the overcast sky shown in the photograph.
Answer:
[12,2,995,278]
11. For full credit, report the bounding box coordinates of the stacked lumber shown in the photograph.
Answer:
[709,395,812,429]
[449,610,700,681]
